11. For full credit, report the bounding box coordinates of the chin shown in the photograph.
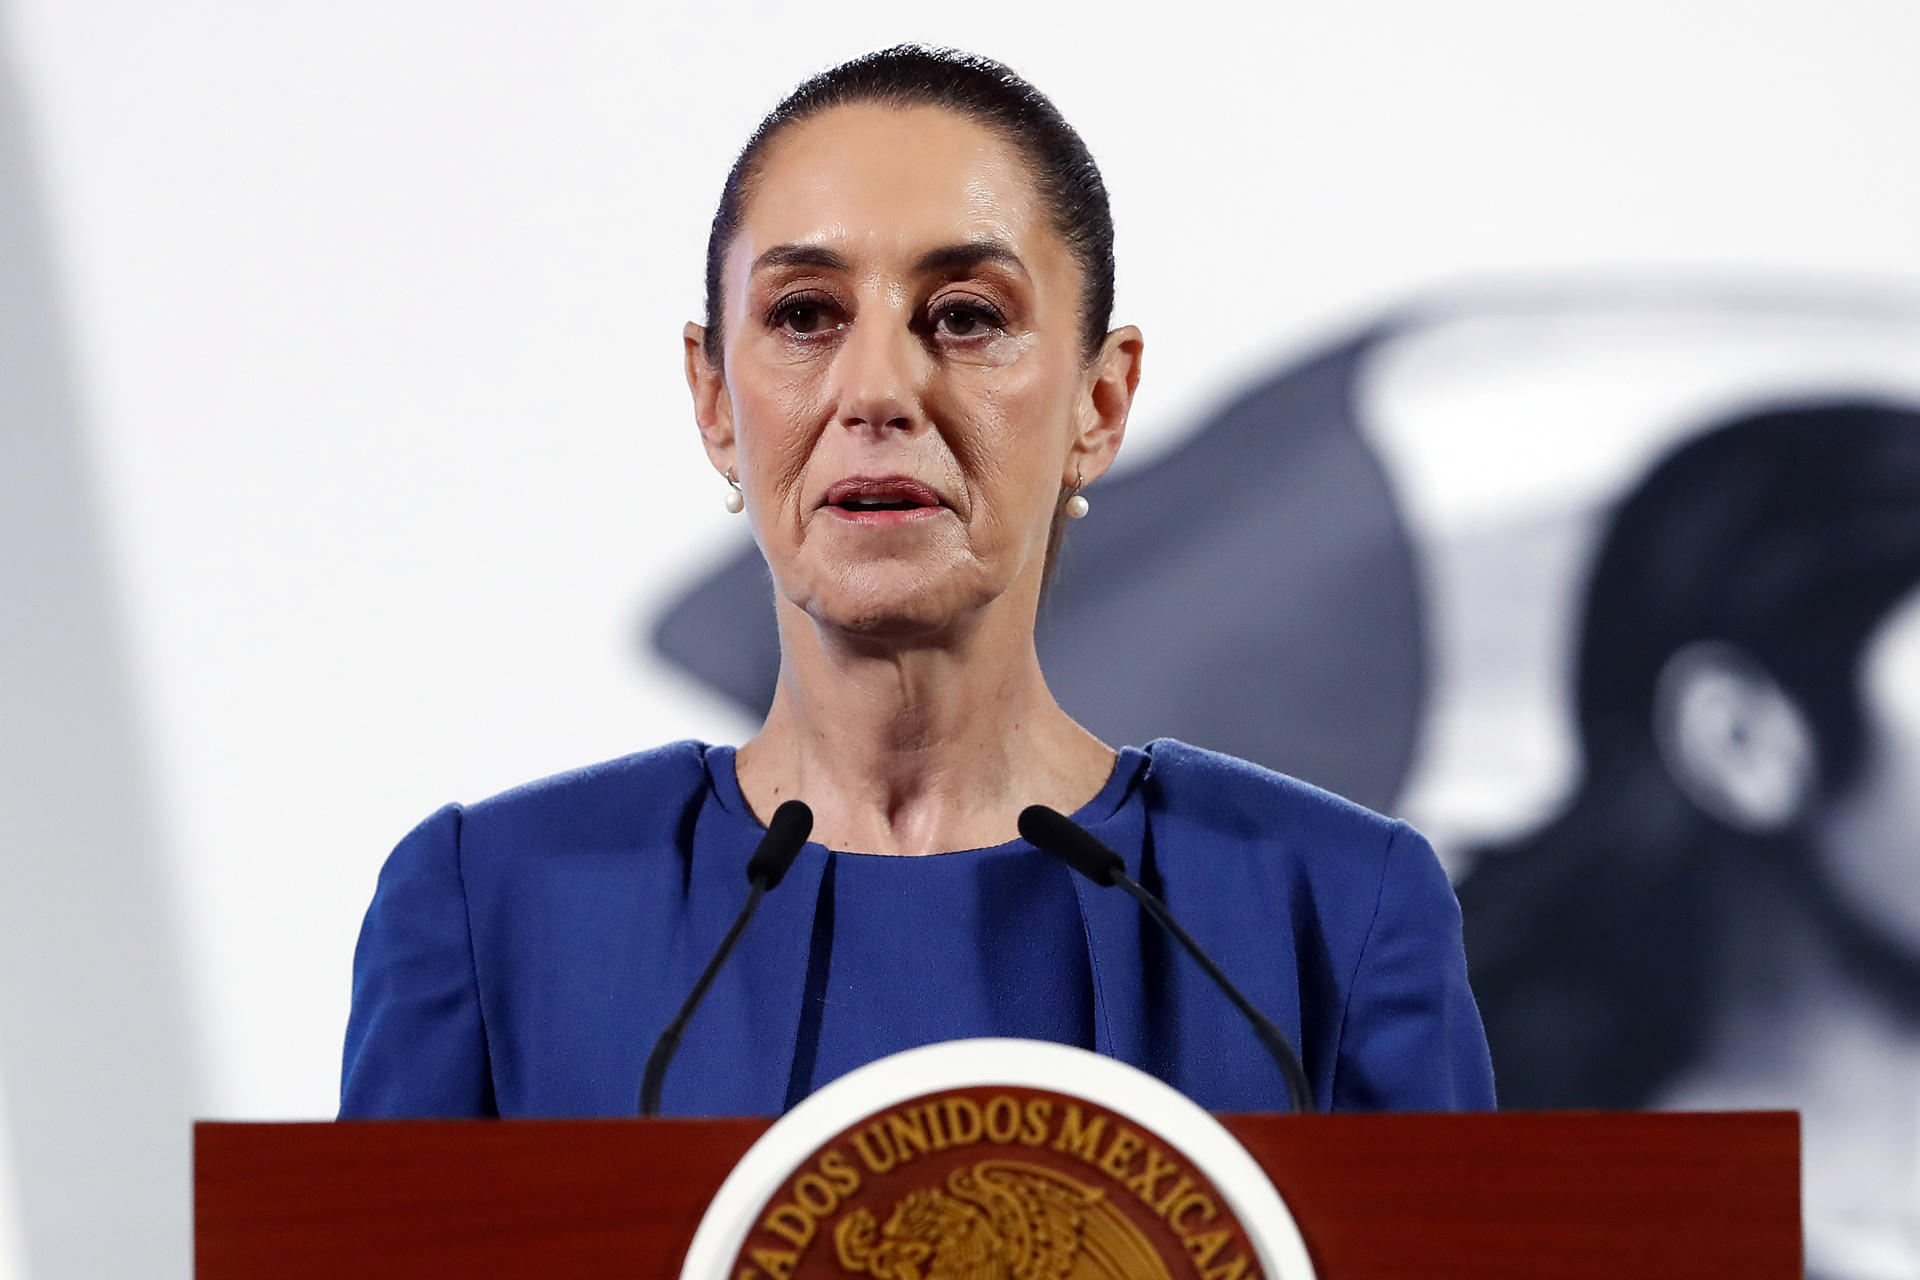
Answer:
[806,563,994,642]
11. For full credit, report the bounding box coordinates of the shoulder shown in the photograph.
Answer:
[1136,740,1493,1110]
[1135,738,1434,945]
[454,739,712,862]
[1138,737,1402,855]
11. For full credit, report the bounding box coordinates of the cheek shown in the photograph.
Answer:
[1818,746,1920,953]
[1814,589,1920,949]
[1852,589,1920,816]
[944,361,1075,509]
[732,371,822,493]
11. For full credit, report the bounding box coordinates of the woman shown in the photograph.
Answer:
[340,45,1493,1119]
[1458,400,1920,1278]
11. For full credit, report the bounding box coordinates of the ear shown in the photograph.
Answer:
[1066,324,1143,486]
[684,321,736,475]
[1653,640,1818,833]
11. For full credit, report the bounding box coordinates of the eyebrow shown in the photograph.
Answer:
[750,243,852,275]
[912,239,1029,278]
[748,238,1029,279]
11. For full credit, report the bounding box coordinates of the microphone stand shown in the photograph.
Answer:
[637,800,812,1117]
[1020,804,1313,1112]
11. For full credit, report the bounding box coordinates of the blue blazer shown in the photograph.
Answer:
[340,739,1495,1117]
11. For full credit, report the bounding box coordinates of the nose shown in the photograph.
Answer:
[830,306,924,435]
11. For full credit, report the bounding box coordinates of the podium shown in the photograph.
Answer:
[195,1110,1799,1276]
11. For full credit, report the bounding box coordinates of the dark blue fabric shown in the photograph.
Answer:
[339,739,1496,1118]
[716,746,1121,1099]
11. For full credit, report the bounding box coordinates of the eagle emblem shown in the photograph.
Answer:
[832,1159,1174,1280]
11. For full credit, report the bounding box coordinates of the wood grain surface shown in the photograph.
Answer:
[195,1110,1799,1278]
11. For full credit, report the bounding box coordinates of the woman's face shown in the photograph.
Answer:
[687,103,1138,641]
[1813,580,1920,956]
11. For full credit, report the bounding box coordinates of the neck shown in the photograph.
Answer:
[734,596,1115,856]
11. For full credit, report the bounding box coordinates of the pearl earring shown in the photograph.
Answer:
[1065,470,1090,519]
[723,467,744,514]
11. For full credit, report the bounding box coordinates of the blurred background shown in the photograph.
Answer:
[4,2,1918,1276]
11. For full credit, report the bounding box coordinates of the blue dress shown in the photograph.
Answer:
[339,739,1495,1117]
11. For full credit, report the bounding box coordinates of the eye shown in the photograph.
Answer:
[932,299,1006,340]
[769,292,845,339]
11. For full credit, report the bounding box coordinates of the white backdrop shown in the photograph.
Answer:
[3,2,1918,1275]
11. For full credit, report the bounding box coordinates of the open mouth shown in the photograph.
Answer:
[823,476,943,520]
[835,496,930,512]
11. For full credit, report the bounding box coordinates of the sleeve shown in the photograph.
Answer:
[339,802,498,1117]
[1329,819,1497,1111]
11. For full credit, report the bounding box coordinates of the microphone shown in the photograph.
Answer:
[638,799,813,1117]
[1018,804,1313,1112]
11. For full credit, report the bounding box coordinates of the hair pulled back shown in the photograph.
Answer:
[701,44,1116,369]
[1576,399,1920,798]
[1463,397,1920,1110]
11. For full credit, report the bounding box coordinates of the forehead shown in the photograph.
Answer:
[730,102,1064,278]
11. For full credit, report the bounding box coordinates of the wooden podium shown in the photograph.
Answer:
[195,1110,1799,1276]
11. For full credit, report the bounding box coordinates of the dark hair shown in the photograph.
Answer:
[700,44,1116,370]
[1575,400,1920,797]
[1461,398,1920,1109]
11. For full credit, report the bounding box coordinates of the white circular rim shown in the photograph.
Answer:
[678,1037,1315,1278]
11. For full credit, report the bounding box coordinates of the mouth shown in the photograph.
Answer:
[821,476,945,525]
